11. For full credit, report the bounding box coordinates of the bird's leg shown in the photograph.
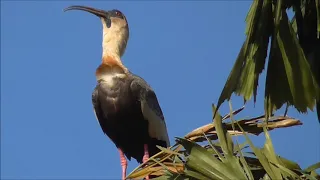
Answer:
[143,144,150,180]
[118,148,128,180]
[143,144,149,163]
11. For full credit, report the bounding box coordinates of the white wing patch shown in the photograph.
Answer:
[141,100,170,146]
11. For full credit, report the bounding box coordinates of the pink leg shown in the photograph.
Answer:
[143,144,150,180]
[118,148,128,180]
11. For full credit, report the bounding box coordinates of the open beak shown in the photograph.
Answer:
[64,5,108,18]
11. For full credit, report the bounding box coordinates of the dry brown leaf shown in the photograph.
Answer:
[127,162,184,179]
[185,115,302,142]
[185,106,246,139]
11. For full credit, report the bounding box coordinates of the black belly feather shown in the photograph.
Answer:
[92,75,167,163]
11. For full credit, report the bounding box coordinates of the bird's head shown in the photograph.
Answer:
[64,5,129,59]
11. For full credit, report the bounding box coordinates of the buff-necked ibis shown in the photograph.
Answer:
[64,5,170,180]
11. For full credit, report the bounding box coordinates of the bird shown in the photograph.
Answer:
[64,5,170,180]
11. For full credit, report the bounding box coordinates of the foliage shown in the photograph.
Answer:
[127,0,320,179]
[215,0,320,120]
[127,105,319,180]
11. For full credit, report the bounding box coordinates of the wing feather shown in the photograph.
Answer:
[130,76,170,146]
[92,85,108,134]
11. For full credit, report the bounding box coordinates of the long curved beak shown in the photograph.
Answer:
[64,5,108,18]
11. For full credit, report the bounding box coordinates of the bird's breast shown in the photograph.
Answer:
[98,72,127,88]
[98,74,134,114]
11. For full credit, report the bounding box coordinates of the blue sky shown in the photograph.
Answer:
[1,1,319,179]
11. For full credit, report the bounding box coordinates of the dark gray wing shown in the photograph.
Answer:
[130,76,170,146]
[92,84,108,135]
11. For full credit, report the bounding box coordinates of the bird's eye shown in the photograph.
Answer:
[115,11,121,16]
